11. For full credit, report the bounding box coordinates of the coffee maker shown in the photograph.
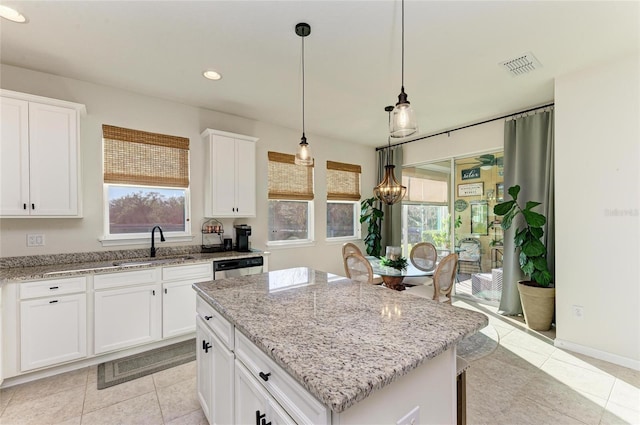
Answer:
[234,224,252,252]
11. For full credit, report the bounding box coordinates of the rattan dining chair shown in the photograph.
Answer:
[403,242,438,286]
[343,252,376,284]
[341,242,383,283]
[404,253,458,304]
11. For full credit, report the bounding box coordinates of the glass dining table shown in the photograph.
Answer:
[366,256,434,291]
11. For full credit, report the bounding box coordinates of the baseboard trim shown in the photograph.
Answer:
[1,333,194,389]
[554,338,640,371]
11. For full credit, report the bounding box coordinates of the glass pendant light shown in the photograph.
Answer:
[294,22,313,166]
[390,0,418,138]
[375,106,407,205]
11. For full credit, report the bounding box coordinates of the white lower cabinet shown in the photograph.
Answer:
[20,292,87,371]
[196,317,234,425]
[196,294,329,425]
[163,263,212,339]
[235,360,295,425]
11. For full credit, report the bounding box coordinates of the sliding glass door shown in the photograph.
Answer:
[401,151,504,306]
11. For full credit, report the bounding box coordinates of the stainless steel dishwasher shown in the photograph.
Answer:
[213,256,264,279]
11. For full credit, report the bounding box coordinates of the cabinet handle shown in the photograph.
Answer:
[23,203,27,210]
[202,340,212,353]
[164,288,167,294]
[31,203,35,210]
[49,300,59,304]
[152,290,156,296]
[49,286,59,290]
[255,411,271,425]
[204,315,213,321]
[259,371,271,382]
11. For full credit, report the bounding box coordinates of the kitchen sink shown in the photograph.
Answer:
[112,255,196,267]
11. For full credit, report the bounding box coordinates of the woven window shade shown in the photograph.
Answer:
[268,151,314,200]
[327,161,361,201]
[103,124,190,188]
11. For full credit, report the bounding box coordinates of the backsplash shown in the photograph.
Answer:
[0,245,203,269]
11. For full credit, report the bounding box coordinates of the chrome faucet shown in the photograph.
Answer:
[150,225,165,257]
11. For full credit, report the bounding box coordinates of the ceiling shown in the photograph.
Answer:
[1,1,638,147]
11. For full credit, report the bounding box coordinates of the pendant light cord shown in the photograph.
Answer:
[302,35,306,136]
[401,0,405,89]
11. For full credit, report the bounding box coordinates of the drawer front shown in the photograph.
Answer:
[196,296,234,351]
[235,330,329,425]
[20,276,87,300]
[162,262,213,282]
[94,268,159,290]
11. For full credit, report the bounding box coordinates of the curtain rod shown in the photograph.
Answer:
[375,102,555,151]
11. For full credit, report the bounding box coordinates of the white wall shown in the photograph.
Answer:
[403,119,503,166]
[0,65,377,277]
[555,53,640,368]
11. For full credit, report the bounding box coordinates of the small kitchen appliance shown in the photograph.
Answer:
[234,224,252,252]
[223,238,233,251]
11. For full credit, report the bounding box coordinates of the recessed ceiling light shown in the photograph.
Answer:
[0,5,27,23]
[203,70,222,81]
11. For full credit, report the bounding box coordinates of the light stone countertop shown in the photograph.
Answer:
[193,267,488,413]
[0,248,265,282]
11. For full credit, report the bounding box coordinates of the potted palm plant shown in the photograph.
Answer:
[493,185,554,331]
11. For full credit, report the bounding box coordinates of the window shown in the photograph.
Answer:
[401,162,451,255]
[267,152,314,245]
[326,161,361,239]
[102,125,190,242]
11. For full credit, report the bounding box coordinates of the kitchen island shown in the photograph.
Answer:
[193,267,488,424]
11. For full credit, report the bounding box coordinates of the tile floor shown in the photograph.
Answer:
[0,299,638,425]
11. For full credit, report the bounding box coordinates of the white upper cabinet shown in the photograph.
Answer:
[0,90,85,217]
[201,128,258,218]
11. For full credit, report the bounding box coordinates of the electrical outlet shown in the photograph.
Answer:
[397,406,419,425]
[27,234,45,247]
[572,305,584,319]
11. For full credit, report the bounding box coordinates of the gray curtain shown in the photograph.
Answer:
[377,146,404,250]
[499,109,555,315]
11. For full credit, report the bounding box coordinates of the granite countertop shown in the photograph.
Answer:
[0,248,265,282]
[193,267,488,413]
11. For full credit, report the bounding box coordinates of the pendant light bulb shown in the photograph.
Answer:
[390,0,418,139]
[375,106,407,205]
[295,134,313,166]
[294,22,313,166]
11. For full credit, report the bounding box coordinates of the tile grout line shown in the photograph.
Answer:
[151,372,167,425]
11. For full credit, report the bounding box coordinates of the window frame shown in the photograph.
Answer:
[266,199,315,247]
[326,200,361,242]
[101,184,192,246]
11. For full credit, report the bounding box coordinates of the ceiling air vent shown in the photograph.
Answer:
[499,52,542,76]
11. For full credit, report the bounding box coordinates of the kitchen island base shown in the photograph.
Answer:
[330,347,456,424]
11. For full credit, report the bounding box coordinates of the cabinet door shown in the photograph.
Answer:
[235,361,295,425]
[163,280,196,338]
[94,284,161,354]
[197,317,234,425]
[210,134,237,217]
[20,294,87,371]
[0,97,30,216]
[235,138,256,217]
[196,318,214,422]
[28,102,79,216]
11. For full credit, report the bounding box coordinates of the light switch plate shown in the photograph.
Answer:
[27,234,45,247]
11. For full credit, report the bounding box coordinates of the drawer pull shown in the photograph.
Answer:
[204,315,213,320]
[49,300,59,304]
[259,371,271,382]
[49,286,59,290]
[202,340,212,353]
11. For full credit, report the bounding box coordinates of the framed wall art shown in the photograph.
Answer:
[496,182,504,202]
[470,201,489,235]
[458,182,483,197]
